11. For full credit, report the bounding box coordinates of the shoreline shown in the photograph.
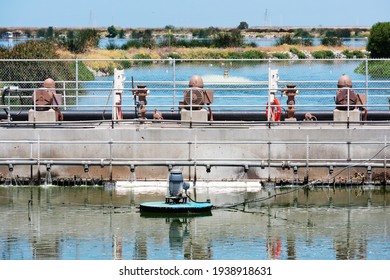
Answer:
[56,45,368,76]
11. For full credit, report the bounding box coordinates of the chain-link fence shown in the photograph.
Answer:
[1,58,389,114]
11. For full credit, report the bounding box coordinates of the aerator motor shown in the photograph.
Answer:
[166,169,190,204]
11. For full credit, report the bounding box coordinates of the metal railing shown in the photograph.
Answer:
[0,58,389,122]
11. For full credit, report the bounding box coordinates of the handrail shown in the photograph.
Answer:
[1,58,389,119]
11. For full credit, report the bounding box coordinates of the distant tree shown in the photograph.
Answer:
[36,29,46,38]
[59,29,99,53]
[237,21,249,30]
[107,25,118,38]
[165,25,175,30]
[193,27,220,38]
[213,30,243,48]
[321,36,342,47]
[141,29,155,49]
[335,29,351,38]
[293,29,313,46]
[23,30,32,38]
[293,29,311,38]
[367,22,390,58]
[131,30,142,39]
[45,26,54,38]
[275,35,294,46]
[118,29,125,39]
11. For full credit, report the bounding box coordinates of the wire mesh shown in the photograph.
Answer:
[0,58,389,113]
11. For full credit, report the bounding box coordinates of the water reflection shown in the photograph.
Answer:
[0,185,389,260]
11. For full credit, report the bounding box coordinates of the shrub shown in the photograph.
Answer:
[240,50,267,59]
[355,60,390,78]
[105,41,119,50]
[0,41,76,88]
[312,50,335,59]
[342,50,365,59]
[212,31,244,48]
[121,39,143,49]
[321,37,343,47]
[133,53,153,65]
[272,52,289,59]
[275,35,295,46]
[59,29,99,53]
[289,48,306,59]
[166,52,182,59]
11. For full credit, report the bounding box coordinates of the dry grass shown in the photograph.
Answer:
[55,45,366,74]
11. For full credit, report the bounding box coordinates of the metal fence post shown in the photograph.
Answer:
[173,58,176,108]
[75,58,79,106]
[365,58,369,109]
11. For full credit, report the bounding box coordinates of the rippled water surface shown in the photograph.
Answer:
[1,185,389,260]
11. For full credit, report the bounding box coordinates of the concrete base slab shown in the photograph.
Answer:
[28,109,56,122]
[333,109,360,122]
[180,108,208,123]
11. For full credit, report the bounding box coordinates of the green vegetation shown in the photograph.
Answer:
[213,31,244,48]
[354,22,390,78]
[312,50,335,59]
[107,29,248,50]
[237,21,249,30]
[272,52,290,59]
[59,29,99,53]
[367,22,390,58]
[0,40,94,108]
[0,41,74,88]
[1,25,385,80]
[355,60,390,78]
[275,35,312,46]
[107,25,118,38]
[289,48,307,59]
[321,36,343,47]
[342,50,365,58]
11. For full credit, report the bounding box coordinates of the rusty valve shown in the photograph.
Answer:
[282,84,298,120]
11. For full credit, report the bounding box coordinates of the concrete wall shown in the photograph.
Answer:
[1,122,389,183]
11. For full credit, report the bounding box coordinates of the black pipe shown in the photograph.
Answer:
[1,110,389,122]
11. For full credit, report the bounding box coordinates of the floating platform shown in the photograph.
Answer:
[139,201,213,213]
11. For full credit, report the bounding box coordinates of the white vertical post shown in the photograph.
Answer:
[267,68,279,121]
[112,68,126,121]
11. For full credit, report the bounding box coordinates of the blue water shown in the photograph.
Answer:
[78,60,389,111]
[97,37,368,49]
[0,37,367,50]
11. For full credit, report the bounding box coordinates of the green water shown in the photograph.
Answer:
[0,185,389,260]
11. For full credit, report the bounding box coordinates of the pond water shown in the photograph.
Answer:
[0,37,367,50]
[97,37,368,49]
[79,60,389,111]
[1,185,389,260]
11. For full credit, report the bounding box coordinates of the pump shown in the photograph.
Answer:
[165,170,190,204]
[181,75,214,110]
[31,78,63,121]
[335,74,357,111]
[180,75,214,122]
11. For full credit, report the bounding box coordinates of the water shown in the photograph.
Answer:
[0,37,367,49]
[78,60,390,111]
[98,38,368,49]
[1,185,389,260]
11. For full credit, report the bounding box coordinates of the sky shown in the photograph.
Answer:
[0,0,388,28]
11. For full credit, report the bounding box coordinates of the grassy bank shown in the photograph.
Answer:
[57,45,367,75]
